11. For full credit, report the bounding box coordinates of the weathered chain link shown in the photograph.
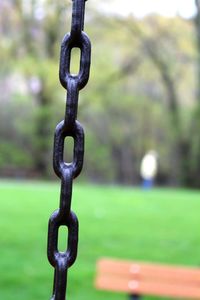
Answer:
[47,1,91,299]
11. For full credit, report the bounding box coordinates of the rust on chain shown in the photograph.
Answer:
[47,0,91,299]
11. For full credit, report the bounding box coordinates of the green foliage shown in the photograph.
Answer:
[0,141,32,168]
[0,1,199,185]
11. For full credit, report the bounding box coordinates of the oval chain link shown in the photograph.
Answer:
[47,1,91,299]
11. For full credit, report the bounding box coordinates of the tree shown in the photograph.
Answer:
[110,15,196,185]
[190,0,200,187]
[1,0,69,176]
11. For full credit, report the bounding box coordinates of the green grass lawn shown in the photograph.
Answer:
[0,181,200,300]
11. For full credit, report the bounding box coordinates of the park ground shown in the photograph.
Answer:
[0,180,200,300]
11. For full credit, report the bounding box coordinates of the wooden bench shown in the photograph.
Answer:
[95,258,200,299]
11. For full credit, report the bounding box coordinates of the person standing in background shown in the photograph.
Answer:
[140,150,158,189]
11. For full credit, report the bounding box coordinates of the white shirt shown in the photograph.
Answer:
[140,153,157,180]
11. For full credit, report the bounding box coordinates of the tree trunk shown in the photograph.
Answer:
[34,85,51,177]
[191,0,200,187]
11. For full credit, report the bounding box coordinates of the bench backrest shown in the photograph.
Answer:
[96,258,200,299]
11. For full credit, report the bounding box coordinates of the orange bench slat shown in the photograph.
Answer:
[96,275,200,299]
[97,258,200,284]
[96,258,200,299]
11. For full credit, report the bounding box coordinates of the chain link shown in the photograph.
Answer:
[47,1,91,299]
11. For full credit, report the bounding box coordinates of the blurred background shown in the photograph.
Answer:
[1,0,200,187]
[0,0,200,300]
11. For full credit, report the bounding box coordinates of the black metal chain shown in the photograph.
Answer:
[47,1,91,299]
